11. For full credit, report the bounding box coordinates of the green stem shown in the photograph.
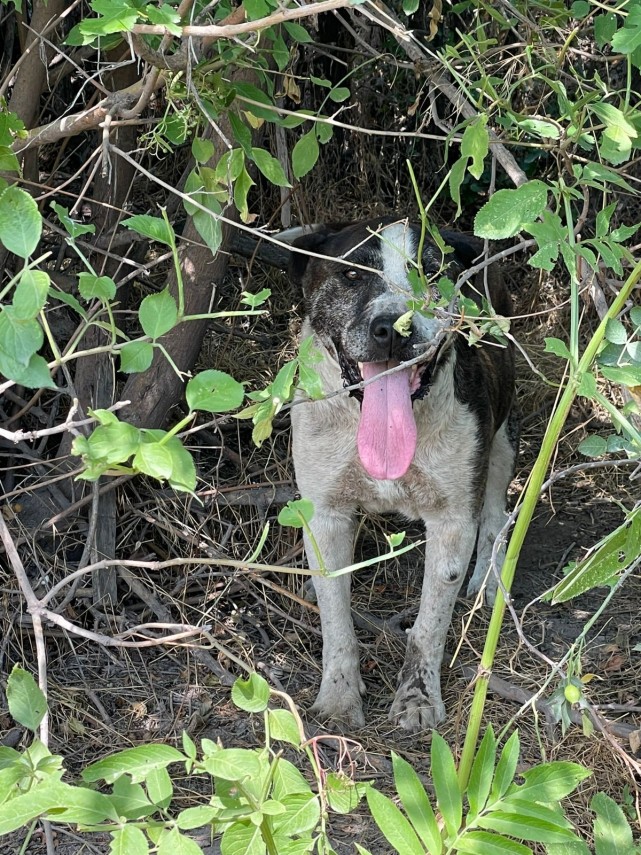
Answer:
[457,257,641,789]
[562,188,580,364]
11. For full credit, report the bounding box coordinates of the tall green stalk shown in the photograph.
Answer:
[457,257,641,788]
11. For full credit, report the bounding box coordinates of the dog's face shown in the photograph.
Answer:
[289,218,483,480]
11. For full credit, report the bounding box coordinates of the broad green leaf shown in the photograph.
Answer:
[250,148,291,187]
[231,673,270,713]
[78,0,140,38]
[449,156,468,216]
[594,12,617,48]
[551,508,641,602]
[604,317,628,345]
[192,137,215,164]
[272,758,310,799]
[234,166,255,223]
[430,732,462,838]
[78,272,117,302]
[157,826,204,855]
[204,748,263,781]
[283,21,312,42]
[83,745,185,784]
[133,440,174,480]
[51,201,95,239]
[109,774,154,820]
[612,6,641,55]
[490,731,520,802]
[505,761,591,803]
[0,146,20,173]
[7,666,47,731]
[186,369,244,413]
[122,215,174,247]
[271,359,298,402]
[220,821,266,855]
[241,287,271,308]
[110,825,150,855]
[365,787,424,855]
[328,87,350,103]
[392,751,442,853]
[474,180,548,240]
[496,797,576,829]
[272,792,320,836]
[544,337,572,361]
[145,3,181,36]
[461,116,489,180]
[229,112,253,155]
[599,364,641,385]
[120,341,154,374]
[12,270,50,320]
[325,772,367,815]
[0,782,104,835]
[44,784,120,824]
[591,103,638,138]
[176,805,218,830]
[455,830,531,854]
[467,726,496,818]
[193,207,223,255]
[81,420,140,466]
[601,125,633,165]
[517,119,560,139]
[578,435,607,458]
[163,436,197,492]
[139,289,178,339]
[477,811,578,843]
[278,498,314,528]
[592,791,634,855]
[0,185,42,258]
[0,308,42,366]
[526,211,566,271]
[1,352,55,390]
[292,130,319,179]
[267,709,302,747]
[545,841,591,855]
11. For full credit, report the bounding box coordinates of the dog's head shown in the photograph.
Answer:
[288,217,490,480]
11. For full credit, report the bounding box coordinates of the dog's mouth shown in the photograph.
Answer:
[337,346,441,482]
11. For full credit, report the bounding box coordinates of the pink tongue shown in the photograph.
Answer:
[357,362,417,480]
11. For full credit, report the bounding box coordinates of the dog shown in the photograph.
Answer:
[287,217,517,731]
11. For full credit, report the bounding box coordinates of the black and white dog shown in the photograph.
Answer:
[288,217,517,731]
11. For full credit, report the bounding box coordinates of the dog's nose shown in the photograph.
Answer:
[370,315,400,355]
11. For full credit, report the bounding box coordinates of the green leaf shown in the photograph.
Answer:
[176,805,218,830]
[544,337,572,361]
[604,317,628,345]
[517,118,560,139]
[403,0,420,13]
[495,797,576,831]
[122,214,175,247]
[51,201,96,239]
[185,369,244,413]
[278,498,314,528]
[490,731,520,802]
[163,436,197,492]
[109,774,154,820]
[241,287,271,308]
[272,792,320,836]
[599,364,641,386]
[550,508,641,603]
[392,752,442,853]
[461,116,489,180]
[0,782,114,835]
[601,125,633,165]
[0,146,20,173]
[0,185,42,258]
[139,289,178,339]
[157,826,204,855]
[455,831,531,854]
[577,371,597,398]
[234,166,255,223]
[272,759,310,800]
[449,156,468,217]
[220,821,266,855]
[78,0,140,38]
[578,435,608,458]
[133,441,174,480]
[592,791,634,855]
[267,709,302,747]
[110,825,150,855]
[612,6,641,55]
[120,341,154,374]
[365,787,424,855]
[147,765,173,808]
[467,726,496,818]
[0,307,43,366]
[594,12,617,48]
[231,673,270,713]
[145,3,181,36]
[251,148,291,187]
[204,748,264,782]
[292,130,320,179]
[12,270,50,319]
[7,666,47,731]
[44,784,120,825]
[83,744,185,785]
[506,761,591,803]
[329,86,350,103]
[283,21,312,42]
[4,353,55,390]
[325,773,367,814]
[192,137,215,164]
[430,732,462,838]
[78,272,117,302]
[477,812,578,843]
[474,180,549,240]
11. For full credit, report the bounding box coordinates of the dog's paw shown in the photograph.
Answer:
[310,676,366,730]
[466,569,497,606]
[389,681,446,731]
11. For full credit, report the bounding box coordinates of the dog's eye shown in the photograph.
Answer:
[344,269,361,281]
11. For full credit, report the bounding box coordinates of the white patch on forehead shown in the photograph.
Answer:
[380,222,416,290]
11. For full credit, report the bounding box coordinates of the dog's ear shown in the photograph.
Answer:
[438,230,483,268]
[288,230,331,292]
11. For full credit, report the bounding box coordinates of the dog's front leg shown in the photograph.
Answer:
[305,509,366,728]
[389,516,477,731]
